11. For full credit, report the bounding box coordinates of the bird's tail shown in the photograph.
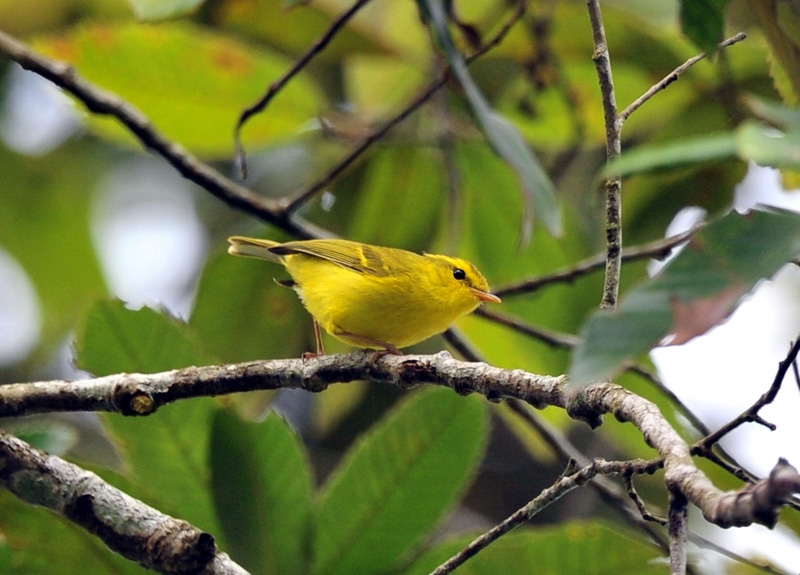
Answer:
[227,236,282,263]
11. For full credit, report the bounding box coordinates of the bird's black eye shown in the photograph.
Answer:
[453,268,466,281]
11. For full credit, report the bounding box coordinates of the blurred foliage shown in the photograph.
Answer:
[1,0,799,573]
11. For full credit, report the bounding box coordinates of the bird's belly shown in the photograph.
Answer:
[295,269,464,349]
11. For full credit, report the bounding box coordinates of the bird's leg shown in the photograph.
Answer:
[314,320,326,356]
[332,328,402,361]
[302,320,326,360]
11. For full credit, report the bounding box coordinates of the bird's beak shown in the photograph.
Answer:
[470,288,501,304]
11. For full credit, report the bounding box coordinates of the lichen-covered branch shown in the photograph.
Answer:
[3,351,798,531]
[0,430,249,575]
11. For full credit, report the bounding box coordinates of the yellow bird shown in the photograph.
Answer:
[227,237,501,355]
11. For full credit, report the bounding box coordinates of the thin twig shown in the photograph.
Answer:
[0,30,322,240]
[473,307,579,348]
[279,0,531,212]
[695,337,800,451]
[427,458,655,575]
[619,33,747,126]
[586,0,622,310]
[494,222,704,298]
[234,0,374,178]
[624,470,667,525]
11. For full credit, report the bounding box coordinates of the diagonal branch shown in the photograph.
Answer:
[279,0,531,212]
[427,458,659,575]
[3,351,799,531]
[234,0,375,178]
[0,429,249,575]
[0,29,322,240]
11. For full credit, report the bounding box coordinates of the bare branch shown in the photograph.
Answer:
[494,222,704,298]
[3,351,799,530]
[234,0,375,178]
[668,491,689,575]
[619,32,747,126]
[427,458,655,575]
[0,29,321,240]
[279,0,531,212]
[586,0,622,310]
[0,430,249,575]
[695,336,800,451]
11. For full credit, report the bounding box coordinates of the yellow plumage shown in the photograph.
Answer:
[227,237,500,354]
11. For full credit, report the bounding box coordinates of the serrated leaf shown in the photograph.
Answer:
[75,299,211,375]
[422,0,561,239]
[33,22,325,156]
[211,410,313,575]
[313,387,489,575]
[127,0,204,21]
[679,0,730,55]
[190,237,311,361]
[74,300,220,534]
[569,207,800,385]
[402,522,663,575]
[0,491,149,575]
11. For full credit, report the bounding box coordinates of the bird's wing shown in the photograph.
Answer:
[268,240,394,276]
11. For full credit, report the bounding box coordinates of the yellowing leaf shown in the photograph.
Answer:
[33,22,326,156]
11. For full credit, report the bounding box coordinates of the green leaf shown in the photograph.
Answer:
[33,22,325,156]
[0,143,107,354]
[126,0,204,21]
[604,132,738,178]
[736,121,800,169]
[313,387,489,575]
[679,0,730,55]
[570,207,800,385]
[0,491,149,575]
[423,0,561,238]
[75,300,220,534]
[211,410,313,575]
[403,522,663,575]
[347,146,445,250]
[190,237,311,361]
[75,299,211,375]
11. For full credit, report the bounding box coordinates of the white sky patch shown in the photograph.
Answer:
[0,65,82,155]
[0,248,42,365]
[651,163,800,570]
[91,158,208,318]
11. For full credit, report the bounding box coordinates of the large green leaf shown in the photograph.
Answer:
[33,22,325,156]
[679,0,730,55]
[211,410,313,575]
[0,490,149,575]
[313,387,489,575]
[190,235,311,362]
[570,207,800,385]
[75,300,221,535]
[402,522,663,575]
[75,299,211,375]
[422,0,562,239]
[347,146,444,251]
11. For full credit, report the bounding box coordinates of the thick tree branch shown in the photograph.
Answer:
[0,430,248,575]
[3,351,799,530]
